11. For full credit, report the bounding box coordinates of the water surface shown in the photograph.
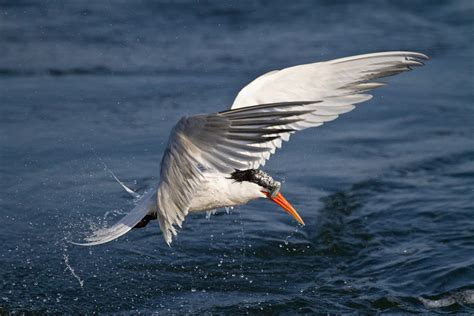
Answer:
[1,0,473,313]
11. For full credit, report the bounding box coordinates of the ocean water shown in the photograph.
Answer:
[1,0,473,313]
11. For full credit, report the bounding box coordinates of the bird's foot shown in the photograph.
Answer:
[133,214,156,229]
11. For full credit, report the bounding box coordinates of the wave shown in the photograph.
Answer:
[419,289,474,308]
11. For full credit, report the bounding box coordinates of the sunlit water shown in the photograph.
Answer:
[1,1,473,313]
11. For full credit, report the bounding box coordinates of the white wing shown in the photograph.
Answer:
[233,51,428,108]
[231,51,429,165]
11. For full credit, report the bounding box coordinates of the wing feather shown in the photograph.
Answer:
[230,51,428,168]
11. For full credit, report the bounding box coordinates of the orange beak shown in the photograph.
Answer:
[263,191,305,225]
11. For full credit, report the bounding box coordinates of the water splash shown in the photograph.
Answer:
[62,249,84,288]
[236,208,253,285]
[205,209,217,219]
[206,206,233,219]
[90,144,140,198]
[280,226,300,248]
[103,208,126,221]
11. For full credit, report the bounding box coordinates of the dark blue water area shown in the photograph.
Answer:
[1,0,473,313]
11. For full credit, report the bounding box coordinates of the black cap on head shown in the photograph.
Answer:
[230,169,281,197]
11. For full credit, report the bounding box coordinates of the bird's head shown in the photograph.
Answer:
[230,169,305,225]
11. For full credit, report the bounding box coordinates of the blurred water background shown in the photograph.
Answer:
[1,0,473,313]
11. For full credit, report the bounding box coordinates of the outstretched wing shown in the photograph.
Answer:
[230,51,429,163]
[233,51,428,108]
[157,51,428,244]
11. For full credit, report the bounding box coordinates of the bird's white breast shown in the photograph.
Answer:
[188,174,265,212]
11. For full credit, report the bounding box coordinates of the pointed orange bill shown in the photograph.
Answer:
[264,192,305,225]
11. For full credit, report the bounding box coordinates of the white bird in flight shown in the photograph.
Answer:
[74,51,428,246]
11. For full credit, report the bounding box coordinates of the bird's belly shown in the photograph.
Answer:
[188,175,263,213]
[188,195,235,212]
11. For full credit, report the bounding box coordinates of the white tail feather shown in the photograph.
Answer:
[70,189,157,246]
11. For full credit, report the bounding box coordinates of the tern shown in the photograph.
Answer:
[75,51,428,246]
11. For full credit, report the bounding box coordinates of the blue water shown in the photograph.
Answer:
[1,0,473,313]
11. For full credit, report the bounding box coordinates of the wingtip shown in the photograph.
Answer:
[67,238,111,247]
[405,51,429,60]
[67,239,96,247]
[417,52,430,60]
[401,51,430,61]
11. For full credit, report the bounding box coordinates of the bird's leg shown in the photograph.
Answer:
[133,214,156,229]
